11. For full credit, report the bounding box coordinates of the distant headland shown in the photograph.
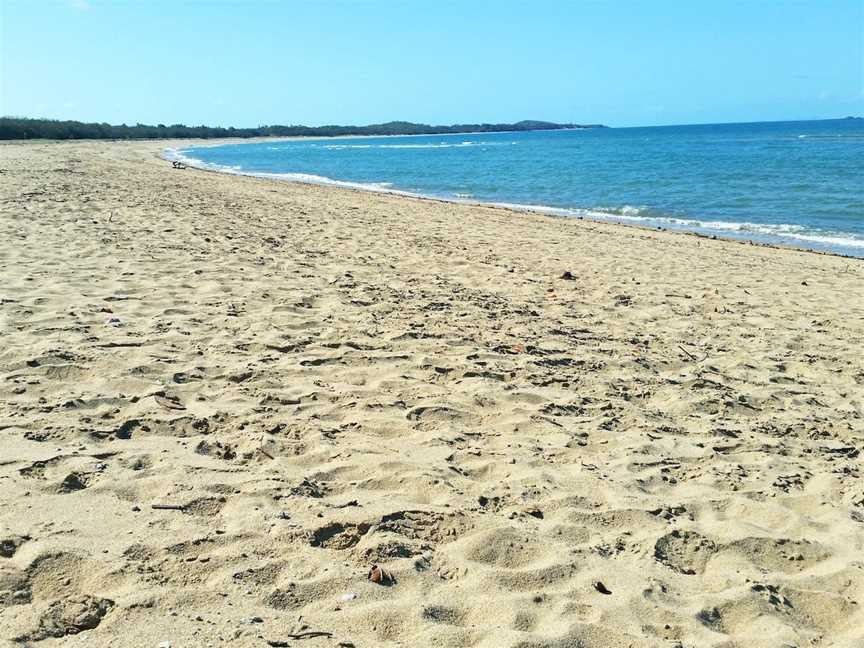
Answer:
[0,117,607,141]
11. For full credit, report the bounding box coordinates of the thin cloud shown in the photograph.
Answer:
[70,0,92,10]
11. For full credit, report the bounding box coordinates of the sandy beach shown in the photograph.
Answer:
[1,139,863,647]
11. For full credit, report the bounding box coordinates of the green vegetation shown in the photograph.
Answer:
[0,117,606,140]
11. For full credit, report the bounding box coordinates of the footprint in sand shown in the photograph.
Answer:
[654,529,718,575]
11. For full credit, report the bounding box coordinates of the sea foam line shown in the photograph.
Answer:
[164,148,410,194]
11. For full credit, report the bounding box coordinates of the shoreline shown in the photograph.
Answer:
[163,140,864,262]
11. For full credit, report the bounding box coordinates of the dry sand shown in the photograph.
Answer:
[1,139,863,647]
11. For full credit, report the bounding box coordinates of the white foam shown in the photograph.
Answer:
[618,205,645,217]
[253,171,407,193]
[774,232,864,248]
[481,202,864,250]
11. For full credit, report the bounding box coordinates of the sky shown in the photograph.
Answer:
[1,0,862,128]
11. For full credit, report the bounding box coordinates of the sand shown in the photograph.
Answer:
[1,139,863,648]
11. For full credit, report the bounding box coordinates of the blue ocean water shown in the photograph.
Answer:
[172,119,864,257]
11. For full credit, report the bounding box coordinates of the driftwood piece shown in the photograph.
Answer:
[268,630,334,643]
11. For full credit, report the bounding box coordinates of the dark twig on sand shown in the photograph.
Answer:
[269,631,333,642]
[151,504,185,511]
[331,500,360,509]
[678,345,702,362]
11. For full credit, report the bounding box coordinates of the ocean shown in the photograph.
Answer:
[170,119,864,257]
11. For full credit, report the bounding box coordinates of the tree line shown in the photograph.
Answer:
[0,117,606,140]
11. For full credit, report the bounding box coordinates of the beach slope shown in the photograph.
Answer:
[1,140,862,647]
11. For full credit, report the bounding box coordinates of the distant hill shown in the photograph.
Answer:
[0,117,607,141]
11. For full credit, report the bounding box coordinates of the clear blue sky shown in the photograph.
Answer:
[1,0,862,127]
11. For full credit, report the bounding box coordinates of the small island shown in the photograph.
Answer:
[0,117,607,141]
